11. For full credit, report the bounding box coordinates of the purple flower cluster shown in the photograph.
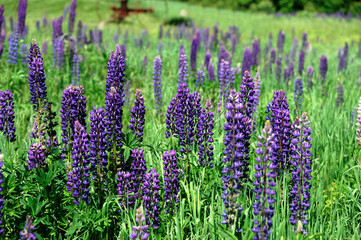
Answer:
[195,70,205,87]
[89,107,108,189]
[129,89,146,141]
[289,113,312,234]
[153,57,163,115]
[17,0,27,38]
[128,149,147,207]
[117,171,131,209]
[0,90,16,142]
[207,61,215,81]
[270,90,291,172]
[356,97,361,147]
[241,48,252,76]
[67,120,90,205]
[68,0,77,35]
[7,28,19,64]
[130,207,149,240]
[251,121,277,240]
[197,99,214,167]
[60,85,87,160]
[28,43,47,111]
[163,150,180,215]
[27,142,46,171]
[219,60,231,104]
[142,169,161,229]
[306,66,313,90]
[252,39,260,67]
[319,55,328,83]
[190,36,198,73]
[105,87,124,167]
[19,216,36,240]
[276,56,282,82]
[106,46,126,94]
[252,68,261,131]
[178,53,188,85]
[294,77,303,114]
[298,50,305,75]
[336,81,344,107]
[277,31,285,53]
[221,89,252,232]
[0,155,3,236]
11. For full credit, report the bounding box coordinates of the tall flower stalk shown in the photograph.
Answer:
[163,150,180,215]
[152,56,163,115]
[197,99,214,167]
[289,113,312,235]
[251,121,277,240]
[129,89,146,142]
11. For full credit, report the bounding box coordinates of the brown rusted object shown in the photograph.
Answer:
[110,0,154,22]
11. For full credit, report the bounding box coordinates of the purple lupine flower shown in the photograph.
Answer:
[142,169,161,229]
[17,0,27,38]
[204,50,211,69]
[28,43,47,111]
[306,66,313,90]
[178,44,185,69]
[104,87,124,167]
[158,25,163,39]
[231,34,237,54]
[0,5,4,34]
[129,89,146,141]
[252,39,260,67]
[63,4,69,20]
[72,49,80,84]
[319,55,328,83]
[128,149,147,207]
[337,52,345,74]
[20,43,28,65]
[89,106,108,189]
[190,36,198,73]
[268,32,273,48]
[7,28,19,64]
[270,90,291,172]
[67,120,91,205]
[19,216,36,240]
[219,60,231,104]
[298,50,305,75]
[195,70,205,87]
[251,121,277,240]
[27,142,46,171]
[152,56,163,115]
[68,0,76,35]
[269,48,276,73]
[208,60,215,81]
[277,30,285,53]
[291,38,298,62]
[284,68,290,87]
[302,32,308,50]
[276,56,282,81]
[163,150,180,215]
[130,207,150,240]
[56,39,64,68]
[336,81,344,107]
[294,77,303,114]
[217,43,225,78]
[285,53,290,66]
[106,46,126,94]
[76,20,83,48]
[0,90,16,142]
[289,113,312,234]
[221,89,252,232]
[252,68,261,131]
[356,97,361,146]
[124,80,131,107]
[0,155,3,236]
[344,42,349,70]
[241,48,252,76]
[117,171,131,209]
[178,54,188,85]
[60,85,87,160]
[197,99,214,167]
[41,41,47,55]
[289,61,294,78]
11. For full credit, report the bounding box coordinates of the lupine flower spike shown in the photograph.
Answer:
[197,99,214,167]
[356,97,361,147]
[129,89,146,142]
[152,56,163,115]
[251,121,277,240]
[294,77,303,114]
[19,216,36,240]
[142,169,161,229]
[336,81,344,107]
[289,113,312,235]
[0,90,16,142]
[0,154,4,236]
[130,207,150,240]
[163,150,180,215]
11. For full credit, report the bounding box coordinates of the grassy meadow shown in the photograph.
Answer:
[0,0,361,239]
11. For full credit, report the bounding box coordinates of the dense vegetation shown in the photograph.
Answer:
[0,0,361,239]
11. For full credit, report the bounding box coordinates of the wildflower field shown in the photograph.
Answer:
[0,0,361,239]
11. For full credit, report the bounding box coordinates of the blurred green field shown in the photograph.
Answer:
[0,0,361,239]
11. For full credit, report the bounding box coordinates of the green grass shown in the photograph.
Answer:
[0,0,361,239]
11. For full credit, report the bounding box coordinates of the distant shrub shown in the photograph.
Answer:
[249,0,276,13]
[349,1,361,15]
[164,17,193,26]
